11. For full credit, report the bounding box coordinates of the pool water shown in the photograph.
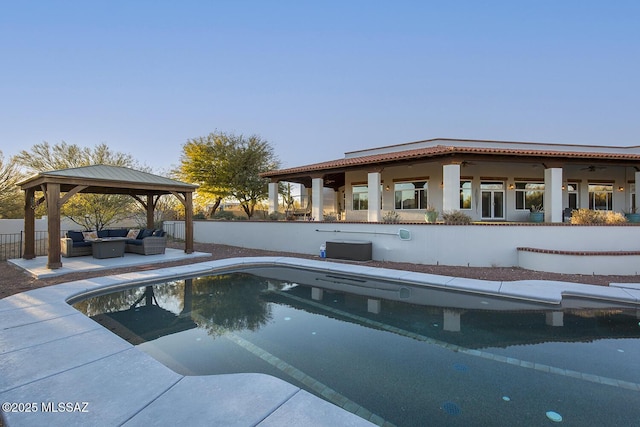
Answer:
[73,269,640,426]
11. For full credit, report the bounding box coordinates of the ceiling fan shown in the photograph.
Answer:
[580,165,606,172]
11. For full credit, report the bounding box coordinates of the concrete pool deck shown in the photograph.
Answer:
[2,257,640,426]
[7,248,212,279]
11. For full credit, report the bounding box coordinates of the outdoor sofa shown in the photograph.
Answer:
[61,228,167,257]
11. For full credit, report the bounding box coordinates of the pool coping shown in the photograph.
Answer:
[2,256,640,426]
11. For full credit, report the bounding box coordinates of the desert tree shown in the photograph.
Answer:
[177,132,280,219]
[14,141,145,230]
[0,152,25,218]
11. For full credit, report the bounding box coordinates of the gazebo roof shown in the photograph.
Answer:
[18,165,197,195]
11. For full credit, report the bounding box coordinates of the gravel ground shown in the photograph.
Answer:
[2,241,639,300]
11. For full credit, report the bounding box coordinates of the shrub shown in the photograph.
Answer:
[212,210,237,221]
[570,209,602,224]
[603,211,627,224]
[382,211,401,223]
[441,210,472,225]
[323,212,337,222]
[570,209,627,224]
[268,211,284,221]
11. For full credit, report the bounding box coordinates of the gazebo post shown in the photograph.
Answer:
[146,194,155,228]
[46,183,62,269]
[185,191,194,254]
[23,188,36,260]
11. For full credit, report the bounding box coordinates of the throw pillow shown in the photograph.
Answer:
[67,231,84,242]
[127,229,140,239]
[140,228,153,239]
[83,231,98,240]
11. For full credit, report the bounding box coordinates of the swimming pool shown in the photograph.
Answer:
[73,266,640,426]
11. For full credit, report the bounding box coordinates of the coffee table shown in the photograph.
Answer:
[90,237,127,259]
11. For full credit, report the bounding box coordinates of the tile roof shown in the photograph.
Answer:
[263,144,640,178]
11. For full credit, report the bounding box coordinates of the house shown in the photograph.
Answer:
[262,138,640,222]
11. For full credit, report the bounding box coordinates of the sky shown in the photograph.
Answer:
[1,1,639,174]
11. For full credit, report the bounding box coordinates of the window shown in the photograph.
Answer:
[588,184,613,210]
[567,183,579,210]
[515,182,544,210]
[631,183,636,212]
[460,180,472,209]
[352,185,368,210]
[394,181,427,210]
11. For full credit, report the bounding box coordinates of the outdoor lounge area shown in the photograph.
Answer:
[61,228,168,258]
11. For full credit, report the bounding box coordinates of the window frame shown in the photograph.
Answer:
[515,182,545,211]
[352,185,369,211]
[393,180,428,210]
[588,183,613,211]
[566,182,579,210]
[459,180,472,210]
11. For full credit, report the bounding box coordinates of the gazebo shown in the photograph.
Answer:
[17,165,198,269]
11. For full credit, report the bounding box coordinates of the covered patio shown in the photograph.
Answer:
[17,165,198,270]
[263,138,640,223]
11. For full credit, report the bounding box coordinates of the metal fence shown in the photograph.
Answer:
[0,231,49,261]
[163,221,185,241]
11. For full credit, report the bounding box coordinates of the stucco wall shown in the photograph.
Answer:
[518,250,640,276]
[188,220,640,273]
[0,218,77,234]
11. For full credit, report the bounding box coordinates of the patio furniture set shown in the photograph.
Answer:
[61,228,167,259]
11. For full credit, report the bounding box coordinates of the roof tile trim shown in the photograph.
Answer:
[263,145,640,177]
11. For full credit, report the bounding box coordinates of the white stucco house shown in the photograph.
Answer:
[263,138,640,222]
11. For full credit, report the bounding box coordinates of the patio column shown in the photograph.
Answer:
[303,186,311,214]
[46,183,62,269]
[544,167,563,223]
[23,188,36,260]
[636,171,640,208]
[268,181,278,214]
[442,164,460,212]
[368,172,381,222]
[312,177,324,221]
